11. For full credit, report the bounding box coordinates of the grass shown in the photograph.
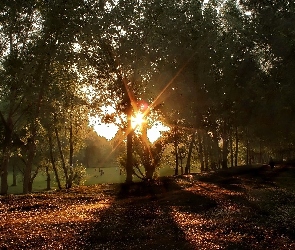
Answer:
[6,167,127,194]
[1,164,295,249]
[5,165,176,194]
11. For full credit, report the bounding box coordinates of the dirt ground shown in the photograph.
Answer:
[1,165,295,249]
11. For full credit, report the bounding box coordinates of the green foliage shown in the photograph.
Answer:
[133,135,167,179]
[72,164,87,186]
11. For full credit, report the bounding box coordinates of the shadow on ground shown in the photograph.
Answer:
[79,178,217,250]
[197,165,284,191]
[2,166,295,249]
[196,165,295,243]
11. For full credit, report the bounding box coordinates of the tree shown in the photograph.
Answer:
[0,0,41,194]
[78,0,200,182]
[0,0,93,194]
[239,0,295,158]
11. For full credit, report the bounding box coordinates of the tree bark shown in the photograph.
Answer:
[259,139,262,164]
[141,119,155,180]
[203,134,209,171]
[0,149,10,195]
[55,126,69,188]
[145,167,154,180]
[22,53,50,194]
[0,103,14,195]
[211,131,220,170]
[125,104,133,183]
[46,165,51,190]
[48,134,62,190]
[197,129,204,172]
[0,8,15,195]
[180,158,183,175]
[68,121,74,189]
[222,122,228,169]
[173,126,179,175]
[229,127,234,168]
[12,164,17,186]
[234,126,238,167]
[23,140,35,194]
[245,127,250,165]
[185,131,196,174]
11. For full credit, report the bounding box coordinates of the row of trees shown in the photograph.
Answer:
[0,0,94,194]
[1,0,295,194]
[153,0,295,174]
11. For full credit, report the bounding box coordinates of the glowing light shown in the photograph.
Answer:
[101,105,116,114]
[89,105,119,140]
[89,103,169,143]
[147,122,170,143]
[131,112,145,129]
[92,122,119,140]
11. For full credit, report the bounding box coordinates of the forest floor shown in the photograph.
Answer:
[1,165,295,250]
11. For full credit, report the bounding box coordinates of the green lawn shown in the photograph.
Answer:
[5,165,176,194]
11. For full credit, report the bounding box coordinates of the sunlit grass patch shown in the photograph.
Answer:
[170,206,249,249]
[0,186,115,249]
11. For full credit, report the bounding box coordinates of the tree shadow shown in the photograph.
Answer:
[78,178,217,249]
[197,165,283,192]
[196,166,295,242]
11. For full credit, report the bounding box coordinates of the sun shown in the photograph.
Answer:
[89,106,170,143]
[131,112,170,143]
[131,112,145,129]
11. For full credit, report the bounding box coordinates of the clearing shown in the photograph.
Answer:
[1,165,295,249]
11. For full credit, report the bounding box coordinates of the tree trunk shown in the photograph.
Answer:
[203,134,209,171]
[222,123,228,169]
[246,140,250,165]
[0,141,10,195]
[259,139,262,164]
[229,128,234,168]
[211,131,220,170]
[178,147,186,175]
[246,128,250,165]
[30,167,40,192]
[23,140,35,194]
[235,126,238,167]
[174,126,179,175]
[141,119,155,179]
[174,147,179,175]
[55,126,69,188]
[12,164,17,186]
[0,150,9,195]
[180,157,183,175]
[0,13,15,195]
[185,131,196,174]
[67,122,74,189]
[0,114,13,195]
[145,167,154,180]
[23,59,49,193]
[197,129,204,172]
[48,134,62,190]
[125,104,133,183]
[46,165,51,190]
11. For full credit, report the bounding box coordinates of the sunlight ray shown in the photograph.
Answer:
[147,51,198,114]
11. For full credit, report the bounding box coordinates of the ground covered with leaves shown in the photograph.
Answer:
[1,165,295,249]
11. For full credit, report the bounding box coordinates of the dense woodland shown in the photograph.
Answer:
[1,0,295,195]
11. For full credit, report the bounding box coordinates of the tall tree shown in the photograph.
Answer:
[0,0,41,194]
